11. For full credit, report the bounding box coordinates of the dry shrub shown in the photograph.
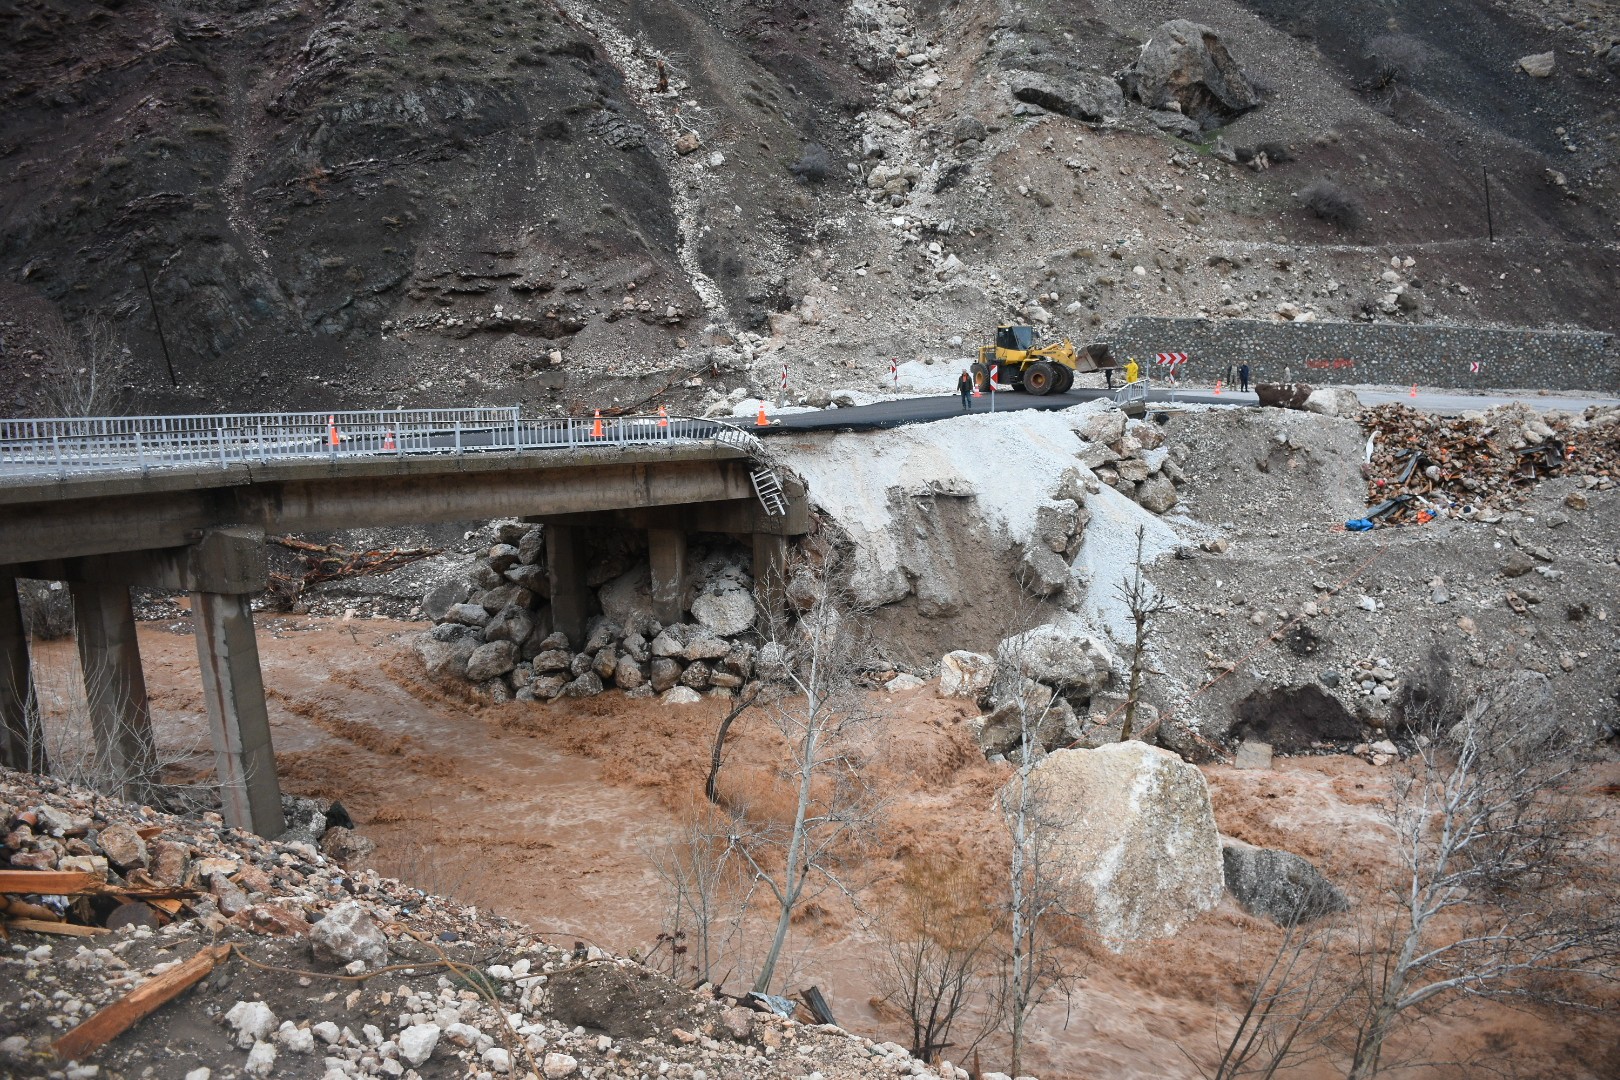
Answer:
[1299,178,1364,231]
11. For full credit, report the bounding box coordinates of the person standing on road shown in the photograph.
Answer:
[957,369,973,410]
[1124,357,1140,385]
[1238,362,1250,392]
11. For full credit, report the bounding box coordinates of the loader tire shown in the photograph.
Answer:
[970,362,992,391]
[1024,361,1057,396]
[1053,366,1075,393]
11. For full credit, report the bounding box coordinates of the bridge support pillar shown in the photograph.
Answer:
[192,591,284,837]
[546,525,587,647]
[69,581,157,801]
[1,577,45,774]
[648,528,687,626]
[752,533,789,617]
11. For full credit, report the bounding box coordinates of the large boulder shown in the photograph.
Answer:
[599,566,656,630]
[1256,382,1313,410]
[1220,837,1349,925]
[1019,543,1071,598]
[1007,69,1126,123]
[1516,51,1555,78]
[1135,474,1178,515]
[310,901,388,970]
[996,622,1115,694]
[1303,386,1363,417]
[691,587,758,637]
[1012,742,1223,950]
[484,606,534,645]
[465,640,518,682]
[938,651,995,699]
[414,631,478,683]
[1072,695,1160,749]
[422,579,470,621]
[1121,21,1259,129]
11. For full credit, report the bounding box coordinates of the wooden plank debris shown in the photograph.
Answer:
[7,919,109,937]
[52,944,231,1061]
[0,870,102,895]
[797,985,838,1027]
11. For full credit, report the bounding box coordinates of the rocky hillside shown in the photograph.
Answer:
[2,0,1617,416]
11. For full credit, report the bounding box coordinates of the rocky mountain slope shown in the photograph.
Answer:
[2,0,1617,416]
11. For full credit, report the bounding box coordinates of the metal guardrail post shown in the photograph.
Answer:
[454,421,462,454]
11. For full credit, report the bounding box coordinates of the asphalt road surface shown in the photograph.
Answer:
[754,384,1619,435]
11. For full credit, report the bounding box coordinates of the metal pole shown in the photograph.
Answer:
[1483,167,1494,243]
[454,421,462,454]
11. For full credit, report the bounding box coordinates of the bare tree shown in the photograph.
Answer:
[991,626,1086,1076]
[648,802,757,988]
[1113,524,1171,742]
[1197,893,1350,1080]
[872,852,1004,1063]
[1341,671,1618,1078]
[717,570,886,995]
[32,313,133,417]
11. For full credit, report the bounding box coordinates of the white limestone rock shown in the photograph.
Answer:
[1009,742,1222,950]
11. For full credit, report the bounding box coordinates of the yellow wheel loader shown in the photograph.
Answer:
[971,325,1117,396]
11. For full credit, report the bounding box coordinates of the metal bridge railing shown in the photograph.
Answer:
[0,408,765,478]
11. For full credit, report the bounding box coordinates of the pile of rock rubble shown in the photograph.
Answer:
[1,770,969,1080]
[413,523,765,705]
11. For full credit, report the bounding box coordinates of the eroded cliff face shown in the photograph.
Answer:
[0,0,866,411]
[3,0,1617,417]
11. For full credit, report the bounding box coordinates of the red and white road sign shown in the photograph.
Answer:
[1153,352,1188,367]
[1469,361,1481,373]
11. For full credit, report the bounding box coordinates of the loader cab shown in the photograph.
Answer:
[997,325,1036,353]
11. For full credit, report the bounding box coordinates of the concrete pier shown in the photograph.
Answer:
[752,533,789,615]
[0,578,44,773]
[192,590,284,836]
[546,525,587,647]
[69,581,157,801]
[648,528,688,626]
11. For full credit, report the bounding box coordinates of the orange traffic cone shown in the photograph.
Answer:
[328,415,340,448]
[591,409,604,438]
[1214,379,1223,396]
[755,401,770,427]
[1409,384,1418,399]
[657,405,669,428]
[383,431,396,451]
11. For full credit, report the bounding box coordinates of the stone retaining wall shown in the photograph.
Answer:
[1110,318,1617,393]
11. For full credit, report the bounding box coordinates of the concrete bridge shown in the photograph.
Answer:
[0,410,808,837]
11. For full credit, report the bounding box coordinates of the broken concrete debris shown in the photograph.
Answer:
[1359,402,1618,525]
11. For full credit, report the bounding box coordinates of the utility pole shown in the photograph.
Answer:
[139,265,179,387]
[1482,167,1494,243]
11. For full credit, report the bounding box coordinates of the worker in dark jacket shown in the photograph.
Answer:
[958,369,974,410]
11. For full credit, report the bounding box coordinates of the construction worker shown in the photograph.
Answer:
[1124,357,1140,384]
[957,369,973,410]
